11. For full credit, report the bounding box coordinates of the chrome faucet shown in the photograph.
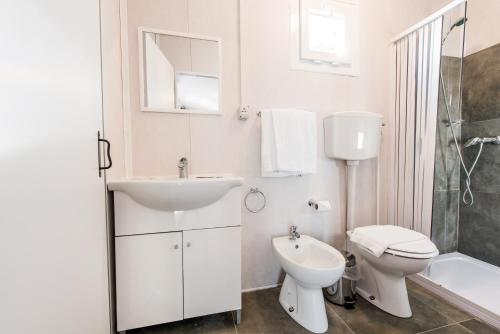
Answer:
[177,157,188,179]
[464,136,500,148]
[289,225,300,241]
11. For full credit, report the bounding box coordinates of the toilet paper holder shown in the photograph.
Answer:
[308,200,319,210]
[308,199,331,212]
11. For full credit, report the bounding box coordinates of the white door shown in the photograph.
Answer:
[183,227,241,318]
[0,1,110,333]
[115,232,183,331]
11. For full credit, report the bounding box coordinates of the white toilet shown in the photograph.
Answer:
[272,233,345,333]
[323,112,438,317]
[348,225,439,317]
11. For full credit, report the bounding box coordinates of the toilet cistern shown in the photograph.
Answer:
[323,111,383,308]
[324,111,383,232]
[177,157,188,179]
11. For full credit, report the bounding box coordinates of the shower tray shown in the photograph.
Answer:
[411,252,500,329]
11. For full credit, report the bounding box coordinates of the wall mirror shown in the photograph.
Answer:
[138,28,221,115]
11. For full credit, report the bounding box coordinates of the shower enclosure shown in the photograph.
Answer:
[391,0,500,328]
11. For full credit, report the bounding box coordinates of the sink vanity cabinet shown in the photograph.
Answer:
[108,178,243,332]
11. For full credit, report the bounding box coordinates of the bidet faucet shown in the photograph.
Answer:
[289,225,300,241]
[177,157,188,179]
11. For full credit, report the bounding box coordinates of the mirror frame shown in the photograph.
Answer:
[138,27,222,115]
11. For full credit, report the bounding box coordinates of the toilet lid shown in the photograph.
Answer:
[386,239,438,258]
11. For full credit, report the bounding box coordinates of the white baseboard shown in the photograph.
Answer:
[242,283,281,293]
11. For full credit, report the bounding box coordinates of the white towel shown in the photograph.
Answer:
[261,109,317,177]
[349,225,428,257]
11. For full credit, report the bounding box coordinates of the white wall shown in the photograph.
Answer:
[240,0,379,289]
[418,0,500,55]
[103,0,444,290]
[464,0,500,55]
[101,0,126,179]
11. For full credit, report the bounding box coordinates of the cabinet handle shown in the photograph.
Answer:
[174,244,179,249]
[186,242,191,247]
[97,131,112,177]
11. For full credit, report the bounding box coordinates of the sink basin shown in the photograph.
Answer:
[108,177,243,211]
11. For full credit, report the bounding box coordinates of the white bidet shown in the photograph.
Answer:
[272,235,345,333]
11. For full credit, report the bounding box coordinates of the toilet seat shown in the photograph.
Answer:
[385,239,438,259]
[348,225,438,259]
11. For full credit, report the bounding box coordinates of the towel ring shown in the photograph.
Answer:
[245,187,266,213]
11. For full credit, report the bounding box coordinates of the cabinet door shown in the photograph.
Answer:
[115,232,183,331]
[0,1,110,333]
[183,227,241,318]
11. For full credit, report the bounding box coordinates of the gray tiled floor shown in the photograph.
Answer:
[127,280,500,334]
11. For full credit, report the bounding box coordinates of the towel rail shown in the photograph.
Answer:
[244,187,266,213]
[257,111,384,126]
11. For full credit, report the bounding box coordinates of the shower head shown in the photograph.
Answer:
[451,17,467,29]
[442,16,467,45]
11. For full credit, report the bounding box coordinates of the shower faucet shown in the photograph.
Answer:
[177,157,189,178]
[445,119,464,127]
[464,136,500,148]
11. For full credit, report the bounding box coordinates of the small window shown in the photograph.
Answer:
[290,0,359,76]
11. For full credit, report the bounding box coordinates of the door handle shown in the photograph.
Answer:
[98,131,112,177]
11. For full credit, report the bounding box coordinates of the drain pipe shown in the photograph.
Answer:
[346,160,359,233]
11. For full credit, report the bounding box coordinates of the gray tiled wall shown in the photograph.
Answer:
[458,43,500,266]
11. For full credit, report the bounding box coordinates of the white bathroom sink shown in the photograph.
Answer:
[108,176,243,211]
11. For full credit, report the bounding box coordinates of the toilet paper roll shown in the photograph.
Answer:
[309,200,331,212]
